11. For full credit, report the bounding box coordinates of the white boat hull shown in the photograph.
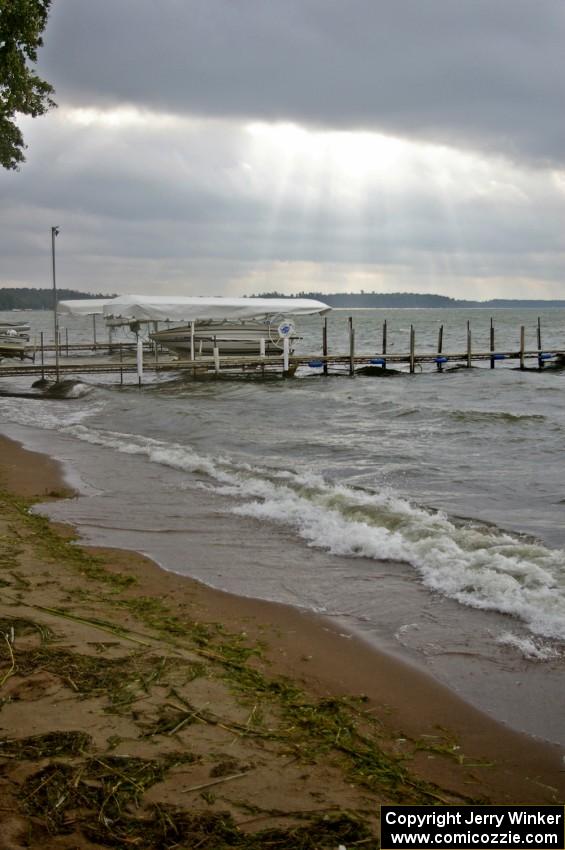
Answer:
[0,338,31,358]
[151,322,296,358]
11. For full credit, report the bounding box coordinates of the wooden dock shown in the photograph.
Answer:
[1,348,563,382]
[1,318,563,383]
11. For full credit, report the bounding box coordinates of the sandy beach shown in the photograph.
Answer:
[0,434,563,849]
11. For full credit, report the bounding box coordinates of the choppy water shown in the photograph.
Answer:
[2,307,565,743]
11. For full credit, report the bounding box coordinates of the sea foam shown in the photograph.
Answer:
[63,425,565,643]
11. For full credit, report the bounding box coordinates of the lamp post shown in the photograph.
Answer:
[51,226,60,381]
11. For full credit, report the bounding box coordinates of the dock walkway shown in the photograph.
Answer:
[1,347,563,381]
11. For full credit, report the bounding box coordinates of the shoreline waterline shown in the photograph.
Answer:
[4,415,565,746]
[1,431,564,806]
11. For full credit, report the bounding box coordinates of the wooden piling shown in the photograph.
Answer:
[349,316,355,376]
[382,319,387,369]
[191,321,196,378]
[119,344,124,386]
[323,317,328,375]
[537,316,543,369]
[490,318,495,369]
[136,336,144,386]
[466,321,472,368]
[520,325,525,370]
[153,322,159,366]
[92,314,97,347]
[40,332,45,380]
[283,336,290,374]
[437,324,444,372]
[409,325,415,374]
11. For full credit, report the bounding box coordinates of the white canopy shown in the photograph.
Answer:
[58,298,116,316]
[102,294,331,323]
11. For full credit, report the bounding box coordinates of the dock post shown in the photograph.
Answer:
[437,324,444,372]
[136,336,143,386]
[490,318,495,369]
[213,336,220,374]
[322,317,328,375]
[348,316,355,376]
[520,325,525,370]
[153,322,159,366]
[93,314,97,347]
[537,316,543,369]
[190,321,196,377]
[259,337,265,376]
[382,319,387,369]
[65,327,69,357]
[409,325,415,373]
[283,336,290,374]
[466,321,472,368]
[40,332,45,380]
[119,344,124,386]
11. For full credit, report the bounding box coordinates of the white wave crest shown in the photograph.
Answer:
[59,424,565,642]
[497,631,563,661]
[0,396,105,429]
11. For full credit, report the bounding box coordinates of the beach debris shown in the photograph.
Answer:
[0,731,91,760]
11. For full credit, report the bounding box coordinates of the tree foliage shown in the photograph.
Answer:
[0,0,55,169]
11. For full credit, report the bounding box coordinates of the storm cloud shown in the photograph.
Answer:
[1,1,565,297]
[41,0,565,166]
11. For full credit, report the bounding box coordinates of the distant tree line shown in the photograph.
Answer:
[250,291,565,308]
[0,288,114,310]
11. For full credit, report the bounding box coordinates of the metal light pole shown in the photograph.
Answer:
[51,226,60,381]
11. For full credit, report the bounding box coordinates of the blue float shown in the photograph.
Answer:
[434,356,448,364]
[369,358,386,366]
[493,353,507,360]
[307,359,324,368]
[540,353,555,360]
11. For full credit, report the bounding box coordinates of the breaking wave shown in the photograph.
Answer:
[63,424,565,643]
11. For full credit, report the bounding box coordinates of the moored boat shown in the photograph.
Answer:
[150,319,298,357]
[60,295,331,359]
[0,330,32,359]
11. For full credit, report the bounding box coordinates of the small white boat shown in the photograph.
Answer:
[58,294,331,362]
[0,321,31,334]
[0,333,31,359]
[150,319,298,357]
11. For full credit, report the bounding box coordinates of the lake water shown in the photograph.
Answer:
[2,306,565,744]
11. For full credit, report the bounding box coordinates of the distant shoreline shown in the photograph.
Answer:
[251,292,565,309]
[3,287,565,311]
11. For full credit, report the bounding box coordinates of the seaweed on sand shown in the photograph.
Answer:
[0,615,53,643]
[0,641,179,711]
[0,730,91,760]
[20,752,196,837]
[84,807,376,849]
[22,757,376,850]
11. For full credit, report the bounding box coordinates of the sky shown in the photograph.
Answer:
[1,0,565,299]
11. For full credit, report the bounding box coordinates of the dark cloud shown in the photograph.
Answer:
[41,0,565,165]
[2,2,565,298]
[2,111,564,296]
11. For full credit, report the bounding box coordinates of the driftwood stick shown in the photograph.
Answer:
[182,770,252,794]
